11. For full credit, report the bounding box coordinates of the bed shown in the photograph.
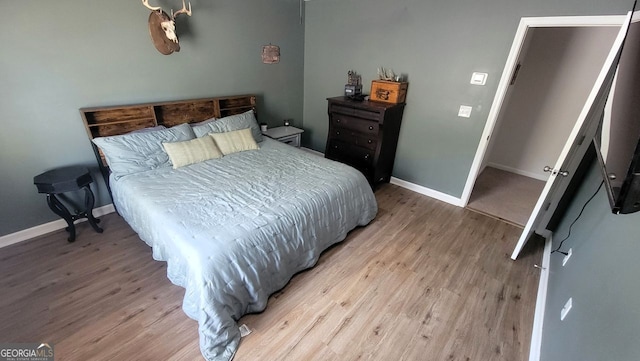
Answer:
[80,95,378,360]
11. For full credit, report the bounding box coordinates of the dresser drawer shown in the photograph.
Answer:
[330,104,382,121]
[331,128,377,150]
[330,114,379,135]
[326,140,374,168]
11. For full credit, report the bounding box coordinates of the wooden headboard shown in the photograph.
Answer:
[80,94,257,191]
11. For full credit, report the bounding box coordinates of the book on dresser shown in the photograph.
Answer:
[324,96,405,187]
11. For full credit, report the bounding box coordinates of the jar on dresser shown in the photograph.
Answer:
[325,96,406,187]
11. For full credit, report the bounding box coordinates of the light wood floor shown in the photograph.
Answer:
[0,184,543,360]
[467,167,546,227]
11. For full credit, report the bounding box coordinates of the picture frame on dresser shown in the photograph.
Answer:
[325,96,406,187]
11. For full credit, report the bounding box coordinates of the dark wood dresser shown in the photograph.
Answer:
[325,96,405,186]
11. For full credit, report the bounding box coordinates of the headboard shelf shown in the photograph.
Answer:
[81,95,256,139]
[219,97,255,108]
[221,104,255,111]
[80,94,257,194]
[86,118,157,127]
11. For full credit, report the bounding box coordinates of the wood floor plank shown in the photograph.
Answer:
[0,184,542,360]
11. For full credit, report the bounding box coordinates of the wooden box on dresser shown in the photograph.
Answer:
[325,96,406,187]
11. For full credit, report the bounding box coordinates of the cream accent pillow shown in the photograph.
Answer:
[162,136,223,169]
[209,128,259,155]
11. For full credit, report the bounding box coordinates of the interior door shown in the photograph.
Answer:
[511,11,632,260]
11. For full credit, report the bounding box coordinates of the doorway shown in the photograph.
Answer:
[466,25,620,227]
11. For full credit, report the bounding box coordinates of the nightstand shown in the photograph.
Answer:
[34,166,104,242]
[262,126,304,147]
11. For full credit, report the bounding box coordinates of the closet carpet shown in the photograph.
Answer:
[467,167,546,227]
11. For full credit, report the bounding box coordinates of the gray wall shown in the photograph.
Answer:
[303,0,633,197]
[0,0,305,236]
[540,160,640,360]
[2,0,636,236]
[488,27,618,180]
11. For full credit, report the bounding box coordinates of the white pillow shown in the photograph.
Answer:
[163,136,223,169]
[130,125,166,133]
[192,110,263,143]
[209,128,259,155]
[92,123,195,178]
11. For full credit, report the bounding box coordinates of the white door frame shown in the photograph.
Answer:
[460,15,626,207]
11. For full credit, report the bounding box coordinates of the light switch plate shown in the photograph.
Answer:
[470,72,488,85]
[458,105,472,118]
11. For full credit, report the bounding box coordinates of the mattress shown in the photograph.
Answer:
[110,138,377,360]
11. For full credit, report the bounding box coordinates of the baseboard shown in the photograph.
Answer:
[487,162,548,181]
[297,147,463,207]
[390,177,464,207]
[529,234,552,361]
[0,177,462,249]
[0,204,116,249]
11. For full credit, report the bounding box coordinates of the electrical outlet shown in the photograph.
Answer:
[458,105,472,118]
[562,248,572,266]
[561,297,572,321]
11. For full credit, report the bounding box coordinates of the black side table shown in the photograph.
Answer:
[34,166,104,242]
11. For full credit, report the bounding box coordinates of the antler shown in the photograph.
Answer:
[172,0,192,19]
[142,0,162,11]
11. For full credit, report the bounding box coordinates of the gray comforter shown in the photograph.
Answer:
[110,138,377,360]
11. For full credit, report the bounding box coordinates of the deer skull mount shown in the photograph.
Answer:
[142,0,192,55]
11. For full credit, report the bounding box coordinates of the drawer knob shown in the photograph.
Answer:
[337,119,341,123]
[334,145,338,149]
[368,126,374,130]
[336,131,340,135]
[368,139,372,144]
[364,154,370,160]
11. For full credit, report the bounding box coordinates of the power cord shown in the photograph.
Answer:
[551,180,605,256]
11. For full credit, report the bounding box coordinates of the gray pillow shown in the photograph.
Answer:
[192,110,263,142]
[190,117,217,127]
[92,123,195,179]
